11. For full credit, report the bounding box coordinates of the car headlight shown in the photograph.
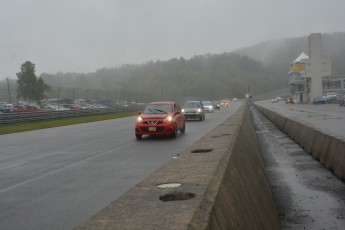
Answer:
[181,108,185,113]
[136,116,143,122]
[197,108,202,113]
[164,115,173,122]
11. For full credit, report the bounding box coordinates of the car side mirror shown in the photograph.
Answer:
[138,111,142,115]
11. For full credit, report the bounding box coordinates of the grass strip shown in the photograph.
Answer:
[0,111,137,135]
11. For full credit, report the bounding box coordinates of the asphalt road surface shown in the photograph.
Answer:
[0,101,242,230]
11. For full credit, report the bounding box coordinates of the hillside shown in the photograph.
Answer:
[234,32,345,76]
[40,53,282,101]
[2,32,344,102]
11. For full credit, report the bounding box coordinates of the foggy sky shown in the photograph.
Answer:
[1,0,345,80]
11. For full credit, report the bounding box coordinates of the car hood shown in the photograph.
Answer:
[140,113,171,119]
[183,108,200,112]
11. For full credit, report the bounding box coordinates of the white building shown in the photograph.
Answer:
[288,33,345,103]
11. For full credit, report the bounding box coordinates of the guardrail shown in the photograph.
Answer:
[0,106,143,125]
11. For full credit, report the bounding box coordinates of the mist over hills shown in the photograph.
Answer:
[2,32,344,102]
[234,32,345,76]
[40,53,282,100]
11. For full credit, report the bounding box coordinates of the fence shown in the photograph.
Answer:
[1,84,197,105]
[0,106,144,125]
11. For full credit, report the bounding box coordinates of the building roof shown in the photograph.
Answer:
[293,52,309,63]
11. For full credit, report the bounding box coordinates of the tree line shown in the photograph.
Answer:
[4,32,344,104]
[0,53,290,104]
[40,53,286,101]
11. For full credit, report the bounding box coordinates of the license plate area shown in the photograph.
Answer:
[148,127,156,132]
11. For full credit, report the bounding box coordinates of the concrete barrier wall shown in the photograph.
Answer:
[76,103,280,230]
[254,104,345,180]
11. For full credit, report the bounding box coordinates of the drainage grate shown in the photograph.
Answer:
[191,149,213,153]
[159,192,195,202]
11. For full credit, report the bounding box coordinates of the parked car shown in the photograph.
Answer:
[63,104,83,110]
[313,96,327,104]
[272,98,278,103]
[0,107,12,113]
[25,105,45,112]
[182,101,205,121]
[202,101,214,112]
[135,101,185,139]
[12,105,31,112]
[0,103,13,113]
[324,93,337,101]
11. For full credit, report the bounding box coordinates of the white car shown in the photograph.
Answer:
[202,101,214,113]
[324,93,337,100]
[182,101,205,121]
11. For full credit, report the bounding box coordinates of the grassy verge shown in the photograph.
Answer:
[0,111,137,135]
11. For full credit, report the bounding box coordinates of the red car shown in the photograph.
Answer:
[135,101,185,139]
[12,105,31,112]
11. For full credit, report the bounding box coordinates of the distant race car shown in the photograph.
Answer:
[272,98,278,103]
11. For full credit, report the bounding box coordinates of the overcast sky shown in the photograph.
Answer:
[1,0,345,80]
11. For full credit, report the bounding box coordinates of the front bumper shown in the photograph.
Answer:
[135,123,175,136]
[204,108,213,112]
[183,113,202,120]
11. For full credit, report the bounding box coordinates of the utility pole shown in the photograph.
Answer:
[73,88,76,103]
[6,78,12,104]
[96,90,100,104]
[58,87,61,110]
[85,89,89,103]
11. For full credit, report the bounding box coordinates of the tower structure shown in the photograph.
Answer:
[309,33,323,100]
[288,33,332,103]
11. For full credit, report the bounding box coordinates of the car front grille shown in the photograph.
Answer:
[141,127,165,132]
[143,121,163,125]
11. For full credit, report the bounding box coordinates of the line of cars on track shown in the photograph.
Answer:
[0,100,136,114]
[134,100,226,140]
[0,103,107,113]
[272,93,345,105]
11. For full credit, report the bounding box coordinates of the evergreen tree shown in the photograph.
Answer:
[16,61,51,104]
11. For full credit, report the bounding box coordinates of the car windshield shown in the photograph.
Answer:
[184,102,200,108]
[202,101,211,106]
[143,104,172,114]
